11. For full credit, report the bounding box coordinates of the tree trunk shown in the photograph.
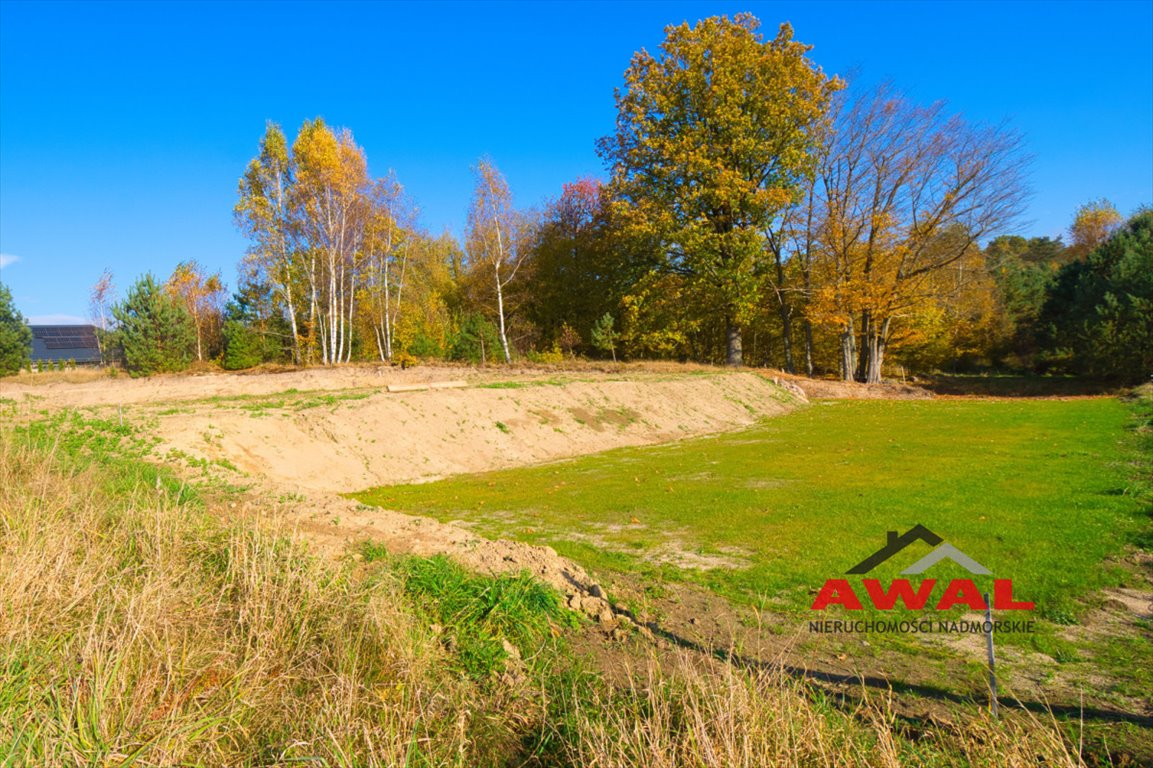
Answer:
[864,333,884,384]
[780,309,794,373]
[345,262,356,363]
[864,317,890,384]
[725,322,743,367]
[856,311,872,382]
[495,264,511,364]
[839,316,856,381]
[307,251,318,366]
[773,247,794,373]
[382,248,393,362]
[283,278,302,366]
[803,319,815,377]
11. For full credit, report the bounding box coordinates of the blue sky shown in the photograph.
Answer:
[1,0,1150,323]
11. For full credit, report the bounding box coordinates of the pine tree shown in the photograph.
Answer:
[0,282,32,376]
[590,312,618,362]
[112,274,195,376]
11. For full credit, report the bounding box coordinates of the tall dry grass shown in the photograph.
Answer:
[0,435,506,766]
[565,653,1090,768]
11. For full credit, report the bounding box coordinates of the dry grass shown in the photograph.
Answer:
[0,435,519,766]
[566,653,1089,768]
[1,366,119,386]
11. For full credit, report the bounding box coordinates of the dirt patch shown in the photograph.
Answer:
[1101,587,1153,620]
[567,406,640,431]
[560,529,752,571]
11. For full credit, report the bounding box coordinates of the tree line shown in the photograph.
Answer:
[1,14,1148,382]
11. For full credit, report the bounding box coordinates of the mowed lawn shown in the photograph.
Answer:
[354,398,1148,622]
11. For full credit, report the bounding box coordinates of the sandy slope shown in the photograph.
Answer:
[151,371,800,493]
[3,365,803,494]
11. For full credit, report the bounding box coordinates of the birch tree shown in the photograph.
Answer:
[466,159,525,364]
[291,119,370,365]
[364,174,413,361]
[235,123,304,364]
[165,260,225,362]
[89,269,116,363]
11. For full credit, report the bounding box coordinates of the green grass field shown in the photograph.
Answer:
[355,398,1149,631]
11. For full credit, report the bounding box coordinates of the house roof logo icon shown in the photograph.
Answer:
[846,524,991,576]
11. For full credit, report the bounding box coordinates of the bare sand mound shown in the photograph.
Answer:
[153,372,800,493]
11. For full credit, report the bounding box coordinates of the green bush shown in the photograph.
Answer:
[221,319,263,370]
[448,313,502,364]
[406,332,443,358]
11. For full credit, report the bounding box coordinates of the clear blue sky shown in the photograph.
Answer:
[1,0,1150,323]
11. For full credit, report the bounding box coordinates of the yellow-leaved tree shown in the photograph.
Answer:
[1067,198,1124,261]
[291,119,371,365]
[598,14,840,365]
[165,260,225,362]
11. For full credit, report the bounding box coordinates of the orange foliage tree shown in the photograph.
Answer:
[165,260,225,362]
[806,86,1029,382]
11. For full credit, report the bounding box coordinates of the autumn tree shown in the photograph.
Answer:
[524,179,606,348]
[395,230,463,357]
[598,14,840,366]
[887,242,1005,372]
[237,119,383,366]
[807,85,1029,382]
[466,159,527,364]
[236,123,304,364]
[166,260,225,361]
[1067,198,1124,261]
[291,119,370,365]
[618,271,703,359]
[764,172,827,374]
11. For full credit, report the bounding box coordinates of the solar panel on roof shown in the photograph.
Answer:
[28,325,103,363]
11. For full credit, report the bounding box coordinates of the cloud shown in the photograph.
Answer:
[0,253,19,269]
[27,314,88,325]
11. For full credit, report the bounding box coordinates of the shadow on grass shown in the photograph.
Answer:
[923,375,1125,398]
[610,600,1152,731]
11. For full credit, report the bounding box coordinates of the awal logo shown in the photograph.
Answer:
[811,525,1033,612]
